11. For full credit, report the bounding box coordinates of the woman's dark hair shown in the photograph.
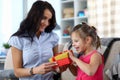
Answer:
[72,22,101,49]
[12,0,56,41]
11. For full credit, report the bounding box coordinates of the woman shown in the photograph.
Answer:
[8,1,59,80]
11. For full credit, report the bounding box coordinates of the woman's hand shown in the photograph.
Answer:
[34,62,57,74]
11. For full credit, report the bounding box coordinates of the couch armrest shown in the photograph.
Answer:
[0,69,18,79]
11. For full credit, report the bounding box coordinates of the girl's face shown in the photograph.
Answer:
[39,9,52,32]
[71,32,86,53]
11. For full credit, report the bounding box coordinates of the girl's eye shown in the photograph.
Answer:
[75,40,78,42]
[72,40,78,43]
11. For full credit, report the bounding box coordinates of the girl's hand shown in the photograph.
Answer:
[34,62,57,74]
[67,50,75,61]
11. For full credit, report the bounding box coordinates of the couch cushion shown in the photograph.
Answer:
[101,38,120,63]
[0,69,18,79]
[97,45,107,55]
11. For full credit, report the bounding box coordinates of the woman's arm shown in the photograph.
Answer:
[53,45,59,55]
[53,45,60,72]
[68,63,77,76]
[11,46,31,77]
[53,45,69,73]
[11,46,57,78]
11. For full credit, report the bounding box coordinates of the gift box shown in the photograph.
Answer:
[49,50,73,67]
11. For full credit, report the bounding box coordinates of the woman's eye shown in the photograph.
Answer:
[43,16,47,19]
[42,16,51,22]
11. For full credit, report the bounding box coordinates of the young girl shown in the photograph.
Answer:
[68,22,104,80]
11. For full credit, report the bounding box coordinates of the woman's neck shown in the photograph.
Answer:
[36,31,41,38]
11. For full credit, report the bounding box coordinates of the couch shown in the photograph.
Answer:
[1,38,120,80]
[60,38,120,80]
[0,49,18,80]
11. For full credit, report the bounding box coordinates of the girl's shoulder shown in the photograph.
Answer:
[92,51,102,58]
[91,51,103,62]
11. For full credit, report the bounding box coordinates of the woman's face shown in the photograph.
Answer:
[39,9,52,32]
[71,32,86,53]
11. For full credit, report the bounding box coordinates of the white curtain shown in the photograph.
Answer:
[88,0,120,37]
[0,0,12,47]
[0,0,23,47]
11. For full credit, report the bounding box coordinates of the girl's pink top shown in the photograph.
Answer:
[76,50,104,80]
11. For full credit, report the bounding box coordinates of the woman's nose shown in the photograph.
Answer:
[44,20,49,26]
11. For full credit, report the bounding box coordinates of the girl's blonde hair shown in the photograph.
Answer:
[71,22,101,49]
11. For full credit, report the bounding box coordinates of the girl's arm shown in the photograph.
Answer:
[69,52,102,76]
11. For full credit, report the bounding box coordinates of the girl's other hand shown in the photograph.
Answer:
[67,50,74,59]
[67,50,76,63]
